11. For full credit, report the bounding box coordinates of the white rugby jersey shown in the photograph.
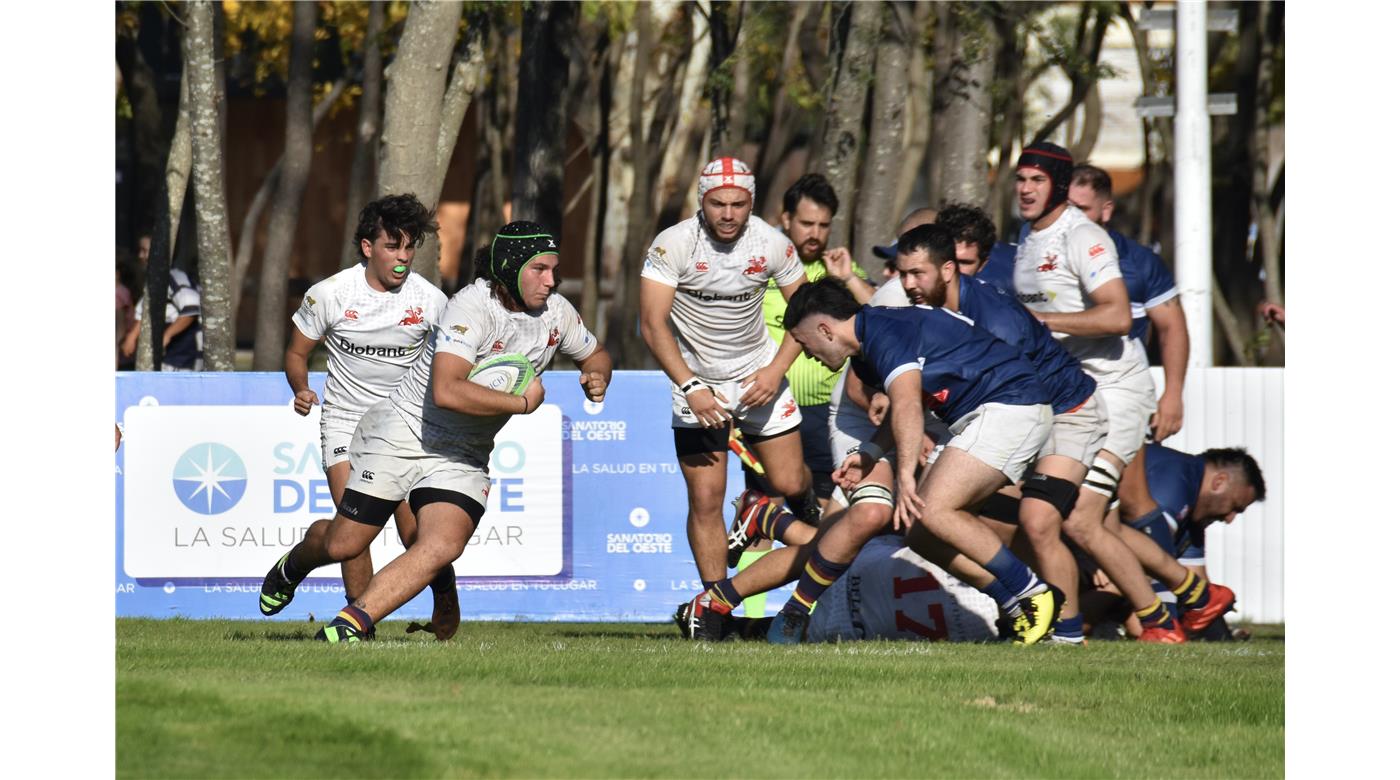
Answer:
[807,535,999,642]
[389,278,598,462]
[641,213,804,382]
[292,266,446,426]
[1013,205,1148,385]
[829,277,912,437]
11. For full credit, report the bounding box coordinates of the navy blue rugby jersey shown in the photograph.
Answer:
[1109,230,1178,344]
[850,305,1050,426]
[955,274,1097,416]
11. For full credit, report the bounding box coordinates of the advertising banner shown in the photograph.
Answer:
[116,372,784,622]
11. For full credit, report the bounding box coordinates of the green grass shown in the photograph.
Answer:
[117,619,1283,779]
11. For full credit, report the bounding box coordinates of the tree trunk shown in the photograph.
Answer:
[1027,4,1109,147]
[115,28,164,239]
[933,3,996,207]
[891,2,931,221]
[183,1,235,371]
[341,0,387,268]
[720,15,749,157]
[818,0,879,252]
[252,2,317,371]
[654,3,710,223]
[1255,3,1283,312]
[707,0,744,156]
[988,7,1029,236]
[756,2,813,218]
[234,77,348,316]
[610,2,655,368]
[416,15,491,280]
[853,3,908,275]
[137,68,192,371]
[512,1,576,236]
[378,0,464,286]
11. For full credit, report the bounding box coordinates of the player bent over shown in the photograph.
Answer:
[640,157,815,595]
[770,279,1062,644]
[258,222,611,641]
[1092,445,1265,638]
[281,194,458,639]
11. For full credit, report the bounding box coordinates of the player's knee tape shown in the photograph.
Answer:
[1020,473,1080,519]
[1083,456,1123,500]
[978,492,1022,525]
[849,483,894,508]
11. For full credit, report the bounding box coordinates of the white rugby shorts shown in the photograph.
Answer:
[671,376,802,437]
[343,401,492,506]
[1097,368,1157,463]
[947,402,1053,483]
[1036,391,1109,468]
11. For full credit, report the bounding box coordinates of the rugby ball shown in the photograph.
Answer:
[468,353,536,395]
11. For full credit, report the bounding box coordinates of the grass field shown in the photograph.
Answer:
[117,619,1283,779]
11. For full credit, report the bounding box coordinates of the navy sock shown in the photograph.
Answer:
[1053,613,1084,639]
[983,547,1038,602]
[786,487,820,525]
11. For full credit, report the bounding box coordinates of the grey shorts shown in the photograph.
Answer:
[1036,391,1109,468]
[1098,369,1157,463]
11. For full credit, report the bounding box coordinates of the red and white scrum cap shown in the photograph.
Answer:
[697,157,756,200]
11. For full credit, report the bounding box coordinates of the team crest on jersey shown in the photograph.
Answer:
[743,256,767,275]
[785,243,795,258]
[547,327,560,346]
[344,309,359,320]
[652,246,666,257]
[922,388,950,408]
[695,260,710,272]
[490,340,505,354]
[399,306,425,326]
[1088,243,1106,258]
[780,399,797,419]
[301,296,316,311]
[1037,254,1058,273]
[450,325,469,335]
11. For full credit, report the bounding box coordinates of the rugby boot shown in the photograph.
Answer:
[766,608,809,645]
[674,594,726,641]
[1008,585,1064,645]
[727,489,775,568]
[1180,583,1236,633]
[1138,620,1188,644]
[429,564,461,641]
[259,552,300,617]
[313,623,368,643]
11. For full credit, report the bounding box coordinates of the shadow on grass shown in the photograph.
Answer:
[226,630,430,645]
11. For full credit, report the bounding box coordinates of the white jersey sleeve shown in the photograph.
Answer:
[1065,222,1122,295]
[551,295,600,363]
[291,277,339,342]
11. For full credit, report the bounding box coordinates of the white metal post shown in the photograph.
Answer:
[1174,1,1213,366]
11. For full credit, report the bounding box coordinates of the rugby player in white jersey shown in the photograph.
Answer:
[260,221,612,642]
[1011,142,1185,642]
[640,157,812,599]
[280,194,456,638]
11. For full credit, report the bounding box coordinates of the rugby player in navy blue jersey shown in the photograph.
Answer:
[765,278,1063,645]
[893,223,1119,644]
[1090,444,1264,637]
[1068,164,1189,442]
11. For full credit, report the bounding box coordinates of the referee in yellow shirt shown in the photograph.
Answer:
[746,174,875,518]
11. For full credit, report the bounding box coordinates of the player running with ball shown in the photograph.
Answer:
[259,221,612,642]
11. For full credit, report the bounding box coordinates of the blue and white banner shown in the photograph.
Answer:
[116,371,780,622]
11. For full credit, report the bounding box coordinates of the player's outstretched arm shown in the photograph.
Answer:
[1033,277,1132,337]
[885,370,926,529]
[284,329,322,416]
[574,344,613,402]
[1146,297,1189,441]
[430,352,543,416]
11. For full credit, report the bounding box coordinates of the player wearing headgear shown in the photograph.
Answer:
[1068,163,1189,442]
[281,194,456,638]
[639,157,814,596]
[773,278,1062,645]
[1012,142,1184,642]
[259,221,612,642]
[1098,444,1264,637]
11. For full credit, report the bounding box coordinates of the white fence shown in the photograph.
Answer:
[1150,367,1283,623]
